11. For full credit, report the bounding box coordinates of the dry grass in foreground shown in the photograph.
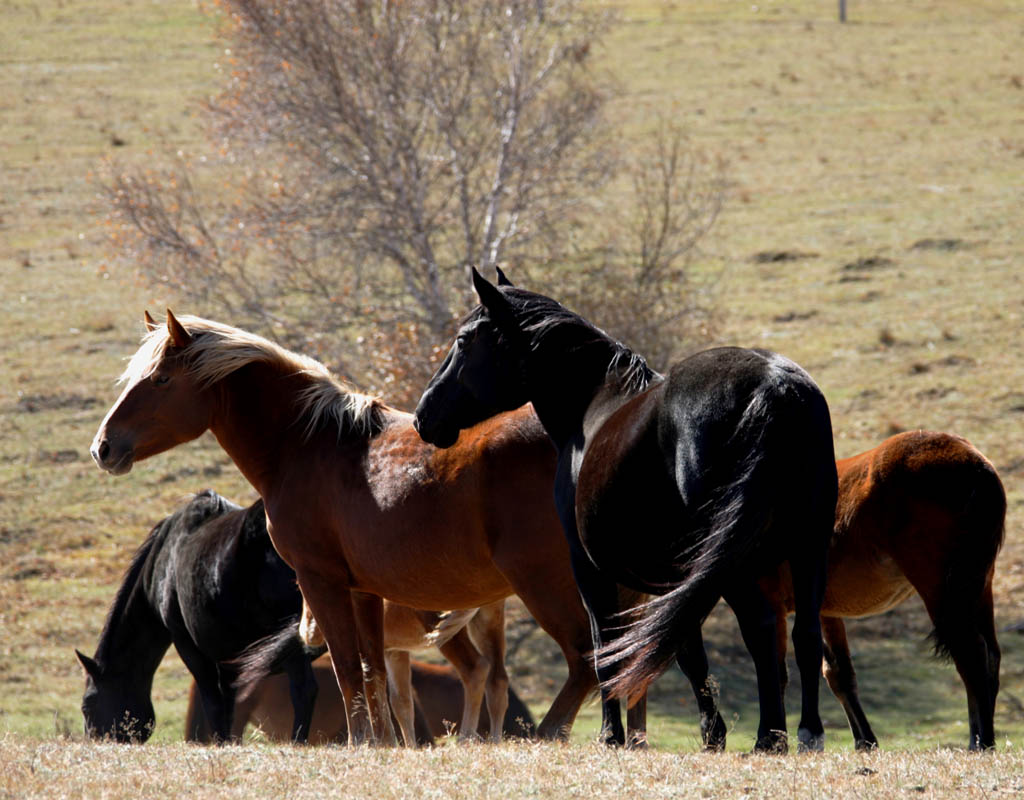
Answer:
[2,735,1023,800]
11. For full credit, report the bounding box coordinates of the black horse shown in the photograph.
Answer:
[414,269,839,752]
[75,490,317,743]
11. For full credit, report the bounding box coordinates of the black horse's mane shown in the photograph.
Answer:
[93,490,236,666]
[487,287,660,395]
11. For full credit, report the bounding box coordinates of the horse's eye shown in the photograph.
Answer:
[152,374,170,386]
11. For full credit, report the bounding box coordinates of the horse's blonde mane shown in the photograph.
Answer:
[121,315,384,438]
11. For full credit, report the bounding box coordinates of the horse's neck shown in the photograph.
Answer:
[94,553,171,682]
[528,336,642,452]
[208,365,312,498]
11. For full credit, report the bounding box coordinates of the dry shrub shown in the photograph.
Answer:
[100,0,724,396]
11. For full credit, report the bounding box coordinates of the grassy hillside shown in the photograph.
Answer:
[2,0,1023,761]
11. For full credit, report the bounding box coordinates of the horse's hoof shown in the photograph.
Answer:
[854,738,878,752]
[701,714,727,752]
[626,733,648,750]
[797,727,825,753]
[600,731,626,748]
[753,731,788,754]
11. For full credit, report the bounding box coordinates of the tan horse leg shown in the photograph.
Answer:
[437,629,489,739]
[299,597,325,648]
[468,601,510,742]
[384,650,417,746]
[351,590,398,745]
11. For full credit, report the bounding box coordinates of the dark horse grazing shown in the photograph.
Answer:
[185,657,536,744]
[414,269,839,752]
[90,310,604,745]
[75,491,318,743]
[764,431,1003,750]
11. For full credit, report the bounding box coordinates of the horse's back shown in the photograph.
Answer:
[576,347,836,590]
[767,430,1005,618]
[167,494,303,662]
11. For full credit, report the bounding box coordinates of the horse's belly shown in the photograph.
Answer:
[822,553,914,618]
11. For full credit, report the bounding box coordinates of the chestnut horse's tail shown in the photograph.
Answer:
[232,621,327,701]
[929,449,1005,662]
[596,387,822,704]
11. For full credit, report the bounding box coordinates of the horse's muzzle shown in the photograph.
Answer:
[90,435,134,475]
[412,414,458,449]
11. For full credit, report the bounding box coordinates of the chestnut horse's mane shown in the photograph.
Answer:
[120,315,384,438]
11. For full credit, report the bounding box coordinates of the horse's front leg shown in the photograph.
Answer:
[297,577,374,744]
[821,616,877,750]
[351,590,398,745]
[174,638,235,744]
[566,540,627,746]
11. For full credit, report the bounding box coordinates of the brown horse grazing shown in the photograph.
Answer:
[775,430,1004,751]
[90,311,603,744]
[186,657,535,744]
[683,430,1004,751]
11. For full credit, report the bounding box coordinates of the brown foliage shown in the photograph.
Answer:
[100,0,724,402]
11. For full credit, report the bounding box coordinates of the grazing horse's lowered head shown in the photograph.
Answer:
[75,650,156,743]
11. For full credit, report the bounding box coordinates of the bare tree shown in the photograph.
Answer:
[553,124,727,371]
[102,0,724,406]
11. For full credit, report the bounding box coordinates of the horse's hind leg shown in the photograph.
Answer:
[896,553,1000,750]
[788,545,828,753]
[468,601,510,743]
[676,626,727,751]
[723,583,788,753]
[820,616,878,750]
[438,628,488,740]
[384,650,417,747]
[923,577,1000,750]
[625,693,648,749]
[283,649,318,743]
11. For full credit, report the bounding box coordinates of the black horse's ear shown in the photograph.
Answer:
[165,309,193,349]
[143,310,158,332]
[75,649,101,679]
[472,267,517,330]
[495,266,514,287]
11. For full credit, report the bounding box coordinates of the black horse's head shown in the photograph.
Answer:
[414,268,530,448]
[76,650,155,743]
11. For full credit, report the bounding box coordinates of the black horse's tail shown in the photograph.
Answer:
[929,450,1005,661]
[232,621,327,701]
[595,389,804,704]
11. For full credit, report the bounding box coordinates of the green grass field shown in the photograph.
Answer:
[2,0,1024,792]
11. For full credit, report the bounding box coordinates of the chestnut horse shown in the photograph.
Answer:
[414,269,837,752]
[91,310,602,744]
[779,431,1003,750]
[676,430,1004,751]
[186,657,535,744]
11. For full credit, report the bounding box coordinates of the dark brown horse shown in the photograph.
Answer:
[186,657,535,744]
[90,311,602,744]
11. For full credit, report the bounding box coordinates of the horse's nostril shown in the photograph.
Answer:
[98,440,110,461]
